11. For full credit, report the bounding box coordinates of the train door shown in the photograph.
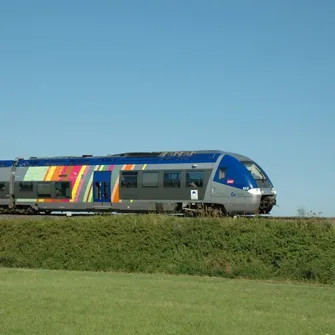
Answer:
[93,171,112,207]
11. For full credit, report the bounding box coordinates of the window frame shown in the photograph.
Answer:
[19,181,34,192]
[186,170,204,188]
[219,168,226,180]
[120,171,138,188]
[163,171,181,188]
[142,171,159,188]
[54,181,72,199]
[37,182,52,198]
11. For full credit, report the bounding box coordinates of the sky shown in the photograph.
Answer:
[0,0,334,217]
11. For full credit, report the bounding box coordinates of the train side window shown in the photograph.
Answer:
[142,172,159,188]
[0,183,5,191]
[37,182,52,198]
[186,171,204,187]
[55,182,71,198]
[121,171,138,188]
[163,171,181,188]
[219,168,226,180]
[19,182,34,191]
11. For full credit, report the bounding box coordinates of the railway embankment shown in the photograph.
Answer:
[0,215,334,284]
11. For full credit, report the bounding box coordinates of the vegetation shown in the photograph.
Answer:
[0,215,334,284]
[1,267,334,335]
[297,207,323,217]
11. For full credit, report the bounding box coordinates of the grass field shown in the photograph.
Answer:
[0,268,334,334]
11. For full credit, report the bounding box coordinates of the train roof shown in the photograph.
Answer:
[228,152,252,161]
[0,160,15,167]
[0,150,253,167]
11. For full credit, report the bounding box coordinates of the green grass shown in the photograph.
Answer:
[0,267,334,334]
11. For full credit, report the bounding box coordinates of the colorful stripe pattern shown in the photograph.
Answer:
[16,164,141,203]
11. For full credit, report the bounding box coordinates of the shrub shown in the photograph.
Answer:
[0,215,334,284]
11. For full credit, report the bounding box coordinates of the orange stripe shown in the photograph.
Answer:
[112,164,134,203]
[125,164,134,171]
[48,166,64,202]
[64,165,75,181]
[53,166,64,181]
[51,167,64,203]
[57,165,68,180]
[86,184,93,202]
[112,176,121,203]
[54,166,68,203]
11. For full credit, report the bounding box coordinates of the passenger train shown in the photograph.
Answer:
[0,150,277,216]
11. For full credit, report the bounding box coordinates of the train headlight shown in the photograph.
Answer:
[271,188,277,195]
[247,188,262,195]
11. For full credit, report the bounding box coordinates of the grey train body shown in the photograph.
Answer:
[0,150,277,216]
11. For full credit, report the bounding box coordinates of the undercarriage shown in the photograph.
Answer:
[258,195,276,214]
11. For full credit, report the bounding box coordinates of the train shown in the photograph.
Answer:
[0,150,277,216]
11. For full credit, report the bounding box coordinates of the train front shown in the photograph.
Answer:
[241,160,277,214]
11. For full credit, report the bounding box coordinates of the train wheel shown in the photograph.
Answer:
[259,196,274,214]
[211,208,221,217]
[26,207,37,215]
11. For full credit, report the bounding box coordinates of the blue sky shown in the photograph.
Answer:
[1,1,334,216]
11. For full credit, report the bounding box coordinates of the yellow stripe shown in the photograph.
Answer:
[70,166,87,202]
[45,166,57,181]
[142,164,147,170]
[37,167,56,202]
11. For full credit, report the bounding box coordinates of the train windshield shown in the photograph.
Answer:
[242,161,273,187]
[243,162,266,180]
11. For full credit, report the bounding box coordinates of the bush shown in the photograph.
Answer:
[0,215,334,284]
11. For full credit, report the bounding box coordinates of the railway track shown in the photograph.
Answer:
[0,212,333,221]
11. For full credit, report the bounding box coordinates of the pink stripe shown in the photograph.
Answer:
[66,166,84,203]
[69,166,83,185]
[68,165,83,201]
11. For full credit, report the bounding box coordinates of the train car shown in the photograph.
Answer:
[0,150,277,216]
[0,160,15,210]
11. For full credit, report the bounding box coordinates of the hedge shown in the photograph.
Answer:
[0,215,334,284]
